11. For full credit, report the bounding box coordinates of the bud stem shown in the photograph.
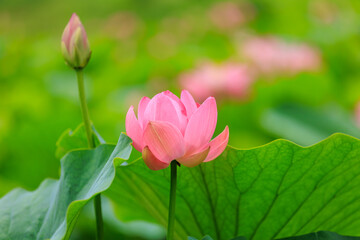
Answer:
[167,161,178,240]
[75,69,103,240]
[76,69,95,148]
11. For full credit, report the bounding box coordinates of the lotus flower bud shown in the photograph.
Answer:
[125,90,229,170]
[61,13,91,69]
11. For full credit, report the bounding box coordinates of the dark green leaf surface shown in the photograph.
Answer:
[231,237,247,240]
[188,235,215,240]
[0,134,132,240]
[191,231,360,240]
[105,133,360,240]
[278,231,360,240]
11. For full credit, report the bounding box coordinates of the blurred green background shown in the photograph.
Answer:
[1,0,360,239]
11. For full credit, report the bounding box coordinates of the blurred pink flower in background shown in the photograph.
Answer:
[309,0,338,24]
[160,16,195,41]
[356,102,360,127]
[103,11,141,40]
[242,37,322,77]
[179,62,254,101]
[147,32,178,60]
[208,1,255,30]
[126,90,229,170]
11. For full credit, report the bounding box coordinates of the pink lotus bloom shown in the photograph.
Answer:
[125,90,229,170]
[242,37,321,76]
[61,13,91,69]
[179,62,254,101]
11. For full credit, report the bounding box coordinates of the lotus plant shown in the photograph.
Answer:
[61,13,103,240]
[125,90,229,240]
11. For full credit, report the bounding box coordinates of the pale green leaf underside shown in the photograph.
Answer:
[0,134,132,240]
[105,133,360,240]
[55,123,105,159]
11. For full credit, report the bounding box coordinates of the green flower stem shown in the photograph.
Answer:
[75,69,103,240]
[94,194,103,240]
[76,69,94,149]
[167,161,178,240]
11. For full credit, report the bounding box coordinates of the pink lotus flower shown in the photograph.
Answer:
[125,90,229,170]
[61,13,91,69]
[179,62,254,101]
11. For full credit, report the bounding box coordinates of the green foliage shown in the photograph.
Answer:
[2,0,360,196]
[1,1,360,239]
[188,235,216,240]
[105,133,360,240]
[0,134,131,240]
[261,103,360,146]
[190,231,360,240]
[55,123,105,159]
[278,231,360,240]
[1,130,360,239]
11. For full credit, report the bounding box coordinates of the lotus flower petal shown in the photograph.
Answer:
[143,121,185,163]
[181,90,198,119]
[142,146,169,170]
[204,126,229,162]
[143,94,186,133]
[184,97,217,154]
[177,147,210,167]
[125,106,143,152]
[137,96,150,128]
